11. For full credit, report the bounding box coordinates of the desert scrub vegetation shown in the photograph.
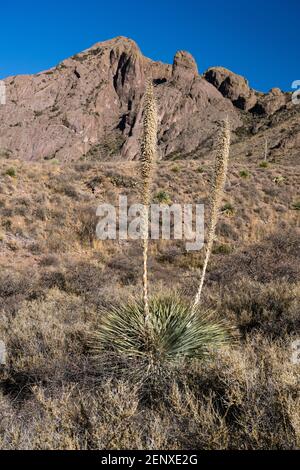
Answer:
[221,202,235,216]
[239,169,250,178]
[154,190,172,204]
[0,89,299,449]
[0,333,299,449]
[291,200,300,210]
[90,87,234,383]
[89,296,233,382]
[5,167,16,177]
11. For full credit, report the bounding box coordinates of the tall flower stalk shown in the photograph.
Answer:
[140,81,158,323]
[192,118,231,311]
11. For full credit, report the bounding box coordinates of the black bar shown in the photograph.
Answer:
[0,450,298,466]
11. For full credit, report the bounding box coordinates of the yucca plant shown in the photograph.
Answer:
[89,296,233,379]
[192,118,231,312]
[140,80,157,323]
[90,88,234,378]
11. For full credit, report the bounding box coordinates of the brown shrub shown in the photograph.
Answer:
[77,206,98,246]
[0,335,298,449]
[220,279,300,337]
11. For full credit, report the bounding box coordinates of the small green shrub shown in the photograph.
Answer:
[239,170,250,178]
[212,244,233,255]
[154,190,172,204]
[221,202,234,216]
[171,165,180,173]
[273,176,285,185]
[110,174,136,188]
[291,201,300,211]
[259,161,269,168]
[5,167,16,177]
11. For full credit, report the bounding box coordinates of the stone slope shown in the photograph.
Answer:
[0,36,299,164]
[0,36,240,162]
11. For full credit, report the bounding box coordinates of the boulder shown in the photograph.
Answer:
[250,87,287,115]
[172,50,198,82]
[204,66,257,111]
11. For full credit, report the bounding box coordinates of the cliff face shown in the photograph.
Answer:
[0,36,299,164]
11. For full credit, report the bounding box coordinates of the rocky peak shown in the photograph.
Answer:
[172,51,198,82]
[269,87,283,96]
[204,66,257,111]
[2,36,296,165]
[250,87,287,116]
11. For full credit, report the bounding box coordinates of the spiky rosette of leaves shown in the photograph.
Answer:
[89,296,234,380]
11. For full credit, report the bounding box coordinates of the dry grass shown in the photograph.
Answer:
[0,156,299,449]
[0,330,298,449]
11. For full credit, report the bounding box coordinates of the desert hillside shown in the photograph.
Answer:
[0,156,299,449]
[0,37,299,450]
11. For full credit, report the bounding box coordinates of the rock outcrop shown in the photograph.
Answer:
[0,36,297,164]
[0,37,239,162]
[204,67,289,117]
[204,66,257,111]
[250,87,287,115]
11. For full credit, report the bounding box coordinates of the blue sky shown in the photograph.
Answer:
[0,0,298,91]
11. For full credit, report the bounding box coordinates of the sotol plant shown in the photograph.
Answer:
[140,81,158,323]
[192,118,230,312]
[90,84,233,376]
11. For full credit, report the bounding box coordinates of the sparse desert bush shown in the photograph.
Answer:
[0,269,38,314]
[63,260,106,301]
[221,202,235,216]
[291,200,300,210]
[154,190,172,204]
[40,269,67,291]
[196,166,204,173]
[171,164,180,173]
[221,279,300,337]
[39,254,60,267]
[1,289,90,383]
[77,206,98,246]
[61,184,79,199]
[109,173,136,188]
[273,175,285,185]
[239,170,250,178]
[212,243,233,255]
[5,167,16,177]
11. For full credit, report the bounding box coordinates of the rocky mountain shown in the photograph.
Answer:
[0,36,299,164]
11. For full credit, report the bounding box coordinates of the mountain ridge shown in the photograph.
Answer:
[0,36,299,164]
